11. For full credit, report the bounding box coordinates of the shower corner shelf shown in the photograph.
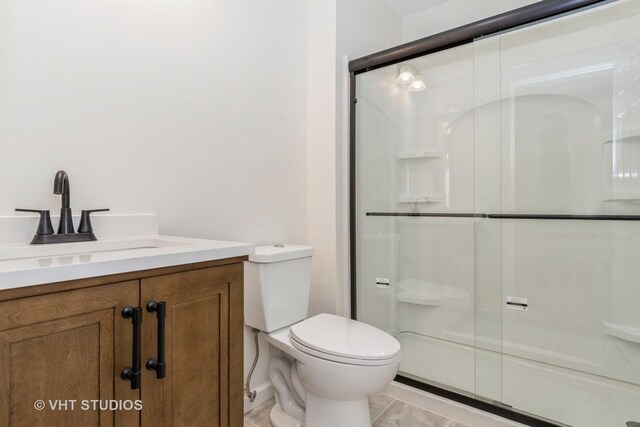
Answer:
[397,193,445,203]
[397,292,442,306]
[397,150,445,160]
[601,134,640,145]
[602,193,640,202]
[604,322,640,344]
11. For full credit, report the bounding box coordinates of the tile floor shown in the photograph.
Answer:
[244,393,470,427]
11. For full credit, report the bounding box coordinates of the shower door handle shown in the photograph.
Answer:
[146,300,166,379]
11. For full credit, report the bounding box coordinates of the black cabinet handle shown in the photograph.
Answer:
[121,306,142,389]
[146,301,166,379]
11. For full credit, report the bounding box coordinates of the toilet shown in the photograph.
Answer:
[244,244,401,427]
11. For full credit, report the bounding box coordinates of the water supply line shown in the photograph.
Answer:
[244,328,260,402]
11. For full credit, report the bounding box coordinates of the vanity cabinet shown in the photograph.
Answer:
[0,258,245,427]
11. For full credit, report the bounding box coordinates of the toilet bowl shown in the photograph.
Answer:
[244,245,401,427]
[265,314,401,427]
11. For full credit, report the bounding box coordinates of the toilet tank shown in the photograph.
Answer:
[244,244,314,332]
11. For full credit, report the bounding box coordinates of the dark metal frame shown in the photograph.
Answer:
[349,0,609,74]
[367,212,640,221]
[348,1,616,426]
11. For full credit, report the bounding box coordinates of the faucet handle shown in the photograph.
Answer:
[78,209,110,234]
[15,209,54,236]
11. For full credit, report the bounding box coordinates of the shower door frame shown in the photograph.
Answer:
[348,1,616,426]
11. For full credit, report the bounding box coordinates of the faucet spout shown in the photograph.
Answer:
[53,170,70,208]
[53,170,74,234]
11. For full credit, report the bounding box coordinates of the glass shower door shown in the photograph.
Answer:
[354,1,640,425]
[474,0,640,425]
[355,44,482,395]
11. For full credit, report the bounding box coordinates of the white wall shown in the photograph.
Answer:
[306,0,338,316]
[401,0,540,43]
[0,0,307,400]
[337,0,402,60]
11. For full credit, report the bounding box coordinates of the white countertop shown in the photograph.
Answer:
[0,235,254,291]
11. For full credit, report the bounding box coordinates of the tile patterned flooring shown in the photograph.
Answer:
[244,393,471,427]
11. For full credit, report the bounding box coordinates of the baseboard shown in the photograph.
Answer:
[384,381,528,427]
[243,381,274,413]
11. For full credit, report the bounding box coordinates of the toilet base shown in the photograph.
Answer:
[270,392,372,427]
[270,403,303,427]
[305,392,371,427]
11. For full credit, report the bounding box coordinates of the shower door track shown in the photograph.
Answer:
[349,1,617,426]
[348,0,612,74]
[394,375,570,427]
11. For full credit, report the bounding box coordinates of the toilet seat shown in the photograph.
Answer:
[289,313,401,366]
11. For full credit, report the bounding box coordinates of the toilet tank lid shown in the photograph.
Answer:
[249,244,314,263]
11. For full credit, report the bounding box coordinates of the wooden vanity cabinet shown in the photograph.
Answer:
[0,280,139,427]
[0,258,245,427]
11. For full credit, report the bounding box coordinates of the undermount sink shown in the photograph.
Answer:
[0,237,191,262]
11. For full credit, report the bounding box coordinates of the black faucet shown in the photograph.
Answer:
[16,170,109,244]
[53,170,74,235]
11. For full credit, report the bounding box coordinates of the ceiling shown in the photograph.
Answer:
[383,0,452,17]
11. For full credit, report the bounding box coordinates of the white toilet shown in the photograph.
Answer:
[245,244,401,427]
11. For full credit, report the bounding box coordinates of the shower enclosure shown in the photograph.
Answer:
[350,1,640,426]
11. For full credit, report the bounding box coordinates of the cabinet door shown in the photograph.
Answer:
[141,264,243,427]
[0,281,139,427]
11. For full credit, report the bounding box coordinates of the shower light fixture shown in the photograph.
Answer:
[397,64,416,84]
[408,74,426,92]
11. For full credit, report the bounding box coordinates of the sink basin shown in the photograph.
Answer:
[0,237,191,262]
